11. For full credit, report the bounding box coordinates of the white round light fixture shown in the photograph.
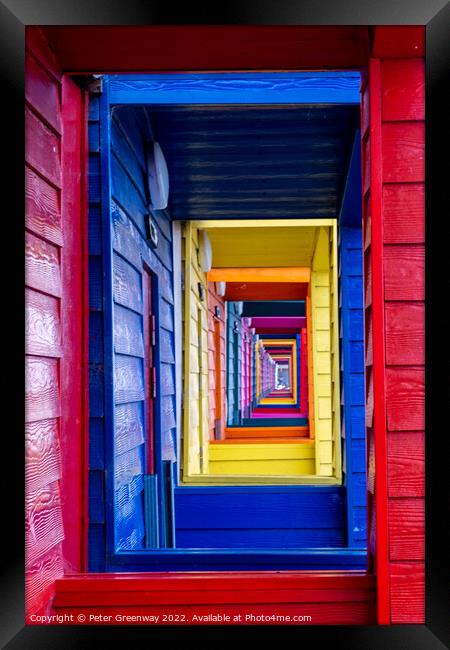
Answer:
[198,230,213,272]
[147,142,169,210]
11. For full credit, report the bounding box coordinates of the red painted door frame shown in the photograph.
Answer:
[27,25,425,624]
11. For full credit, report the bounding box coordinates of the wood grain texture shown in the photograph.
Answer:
[25,418,61,494]
[383,245,424,301]
[25,106,61,188]
[25,231,61,297]
[389,562,424,623]
[388,498,424,561]
[25,53,62,133]
[386,368,424,432]
[25,167,62,246]
[387,431,424,498]
[25,356,60,422]
[26,288,61,357]
[25,33,65,618]
[25,480,65,568]
[381,59,424,122]
[385,303,424,365]
[382,123,424,183]
[382,184,424,244]
[25,544,64,619]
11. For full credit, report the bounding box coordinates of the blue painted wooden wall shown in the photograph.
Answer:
[88,94,106,571]
[88,86,177,565]
[174,486,346,548]
[339,226,367,547]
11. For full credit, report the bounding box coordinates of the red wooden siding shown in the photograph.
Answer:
[363,29,425,624]
[380,51,425,624]
[52,572,376,624]
[207,283,226,440]
[25,27,86,618]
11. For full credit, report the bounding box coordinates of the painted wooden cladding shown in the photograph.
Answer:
[310,227,341,477]
[175,486,346,548]
[379,55,425,623]
[339,227,366,548]
[25,28,87,617]
[88,97,177,561]
[182,222,210,477]
[207,283,226,441]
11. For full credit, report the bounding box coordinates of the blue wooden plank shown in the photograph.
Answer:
[89,417,104,470]
[115,402,145,456]
[160,362,175,396]
[350,341,365,372]
[115,491,146,551]
[114,304,144,358]
[88,257,103,311]
[111,115,147,204]
[115,447,145,510]
[159,329,175,364]
[89,470,105,524]
[161,395,176,432]
[113,106,149,169]
[89,312,104,363]
[110,152,147,234]
[88,96,100,121]
[88,524,105,571]
[88,154,101,203]
[176,529,345,549]
[111,201,143,271]
[107,548,367,571]
[109,72,361,105]
[89,364,104,418]
[88,204,102,256]
[349,373,365,406]
[159,298,174,333]
[174,488,344,529]
[88,121,100,153]
[114,355,145,404]
[113,253,143,314]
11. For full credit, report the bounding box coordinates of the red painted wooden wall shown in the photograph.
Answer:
[25,27,87,618]
[207,283,226,440]
[363,27,425,624]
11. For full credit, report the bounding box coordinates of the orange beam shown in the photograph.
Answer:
[207,267,310,283]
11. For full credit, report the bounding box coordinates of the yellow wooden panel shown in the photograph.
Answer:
[315,331,330,352]
[209,442,314,461]
[318,396,332,420]
[209,459,316,476]
[314,307,331,330]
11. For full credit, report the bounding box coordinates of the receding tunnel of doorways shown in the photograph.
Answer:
[182,220,339,482]
[90,79,367,557]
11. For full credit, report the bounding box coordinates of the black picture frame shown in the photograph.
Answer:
[2,0,449,646]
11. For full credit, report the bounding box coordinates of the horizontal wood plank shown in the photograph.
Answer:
[25,167,62,246]
[387,431,424,498]
[25,53,61,133]
[381,59,424,122]
[383,245,424,301]
[25,106,61,188]
[26,288,61,357]
[386,368,424,432]
[25,356,60,422]
[25,231,61,298]
[382,123,424,183]
[388,498,424,561]
[385,303,424,366]
[389,562,424,623]
[382,184,424,244]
